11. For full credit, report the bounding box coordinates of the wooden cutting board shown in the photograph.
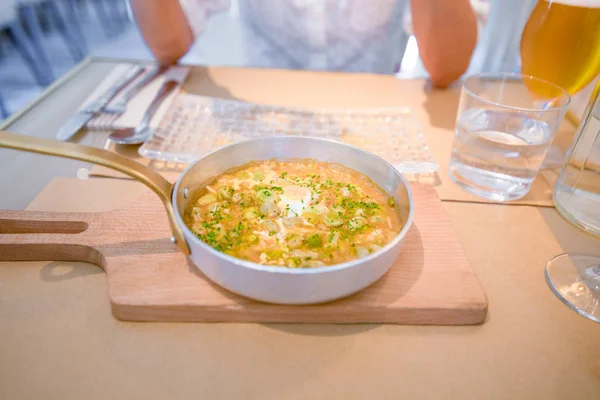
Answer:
[0,183,487,325]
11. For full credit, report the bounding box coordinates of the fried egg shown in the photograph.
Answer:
[278,185,312,217]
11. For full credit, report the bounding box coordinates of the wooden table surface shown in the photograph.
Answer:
[1,58,599,399]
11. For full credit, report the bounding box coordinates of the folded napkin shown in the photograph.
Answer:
[83,65,189,131]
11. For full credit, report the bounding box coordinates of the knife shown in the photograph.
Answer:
[103,66,167,114]
[55,65,144,141]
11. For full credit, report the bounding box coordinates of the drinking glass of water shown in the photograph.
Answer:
[449,73,571,201]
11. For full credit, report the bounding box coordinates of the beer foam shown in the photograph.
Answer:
[549,0,600,7]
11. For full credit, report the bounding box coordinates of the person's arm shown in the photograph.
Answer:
[130,0,195,65]
[410,0,478,87]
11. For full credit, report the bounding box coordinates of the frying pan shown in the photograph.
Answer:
[0,132,413,304]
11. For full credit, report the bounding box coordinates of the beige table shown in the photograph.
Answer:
[1,58,599,399]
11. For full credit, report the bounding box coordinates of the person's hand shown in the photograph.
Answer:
[130,0,195,65]
[411,0,478,87]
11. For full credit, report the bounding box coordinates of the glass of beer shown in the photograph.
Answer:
[521,0,600,97]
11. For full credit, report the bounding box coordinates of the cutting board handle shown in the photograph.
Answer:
[0,210,104,266]
[0,211,89,234]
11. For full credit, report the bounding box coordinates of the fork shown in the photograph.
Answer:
[85,67,164,131]
[81,66,144,114]
[108,78,180,144]
[86,113,121,131]
[103,66,166,114]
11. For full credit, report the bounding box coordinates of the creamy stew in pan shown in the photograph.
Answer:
[184,160,401,268]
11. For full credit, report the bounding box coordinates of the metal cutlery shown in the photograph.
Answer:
[55,65,144,141]
[85,112,121,132]
[103,66,166,114]
[108,78,180,145]
[82,66,144,113]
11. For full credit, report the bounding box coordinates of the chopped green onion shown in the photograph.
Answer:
[306,234,322,248]
[217,186,233,200]
[302,211,321,225]
[266,250,283,259]
[323,212,343,227]
[256,188,280,203]
[244,234,258,244]
[243,207,259,220]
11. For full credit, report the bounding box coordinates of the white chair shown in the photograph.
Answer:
[18,0,87,65]
[89,0,131,38]
[0,0,53,87]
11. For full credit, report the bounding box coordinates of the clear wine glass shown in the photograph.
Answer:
[545,253,600,322]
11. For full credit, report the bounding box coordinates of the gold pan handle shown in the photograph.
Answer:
[0,130,190,255]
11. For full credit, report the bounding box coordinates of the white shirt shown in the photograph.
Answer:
[180,0,490,74]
